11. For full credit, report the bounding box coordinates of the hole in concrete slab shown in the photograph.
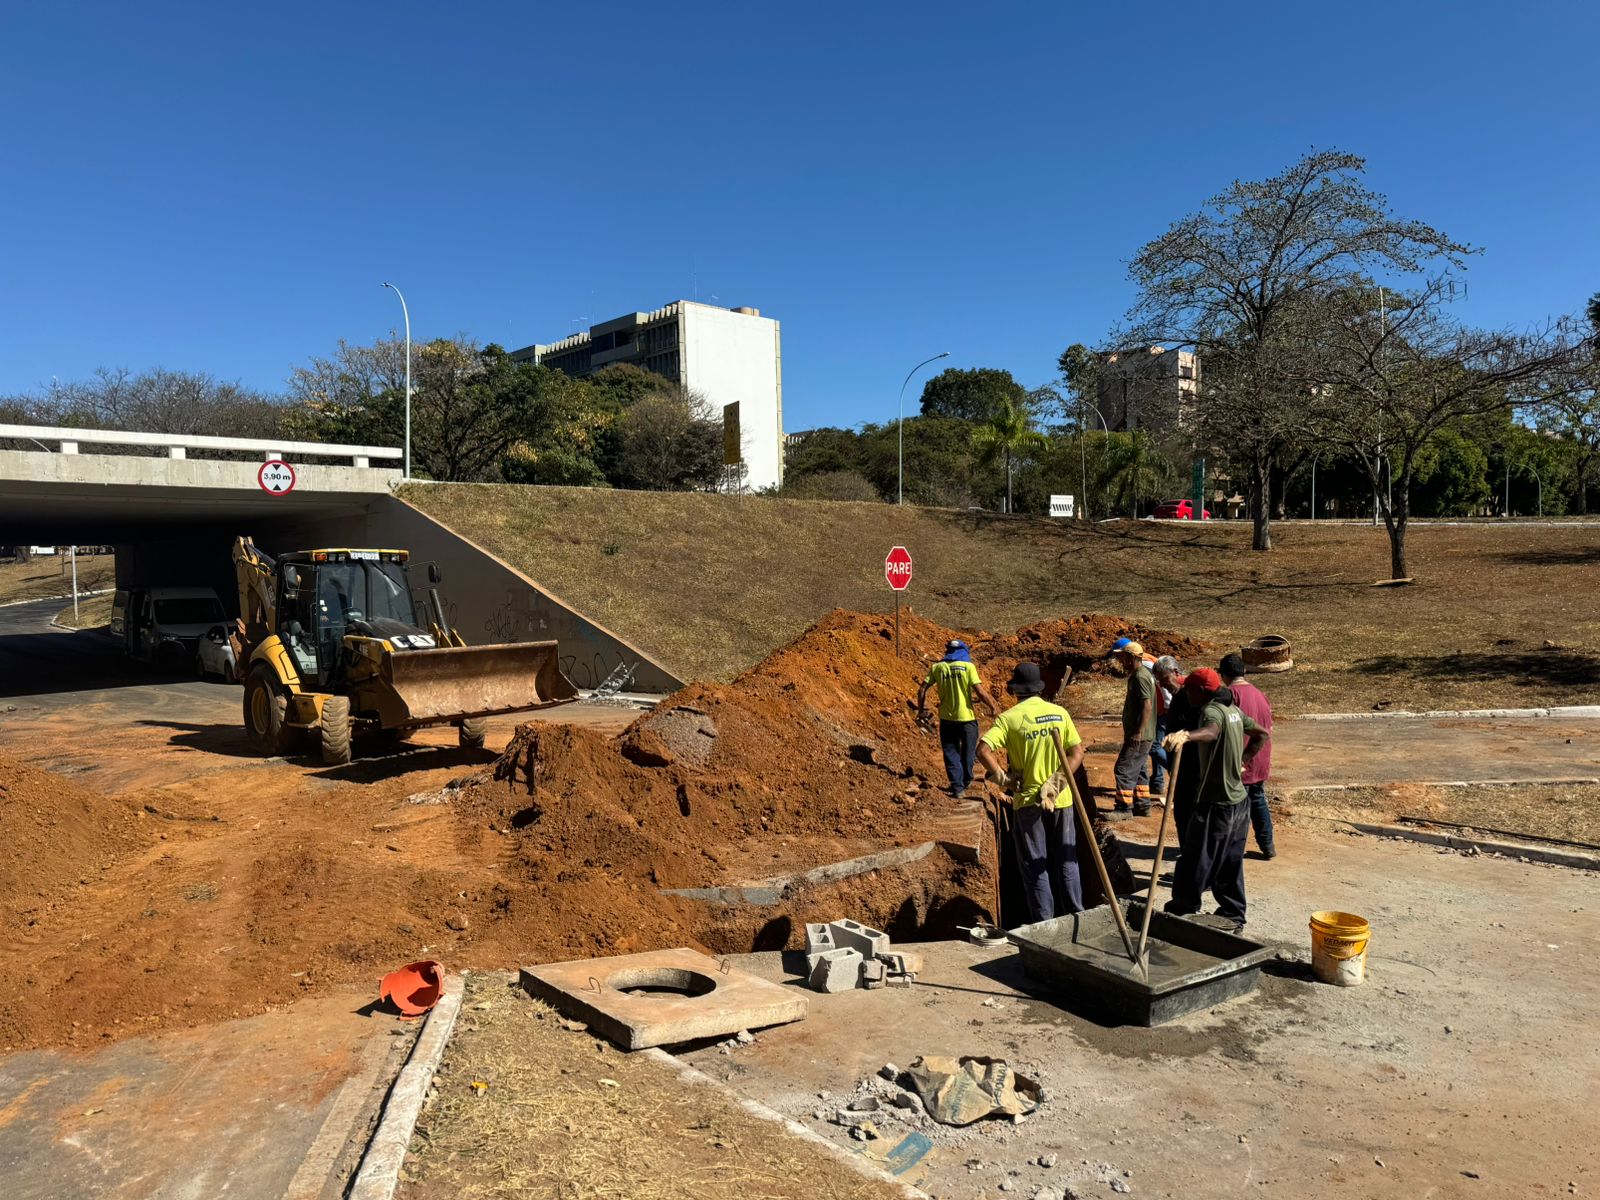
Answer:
[607,967,718,999]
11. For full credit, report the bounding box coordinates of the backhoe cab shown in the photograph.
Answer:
[232,537,576,765]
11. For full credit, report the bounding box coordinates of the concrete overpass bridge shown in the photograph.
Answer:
[0,423,679,692]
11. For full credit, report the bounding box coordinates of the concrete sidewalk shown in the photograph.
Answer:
[0,992,405,1200]
[1075,712,1600,790]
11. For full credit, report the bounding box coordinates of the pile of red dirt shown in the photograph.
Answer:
[0,607,1204,1051]
[457,607,992,961]
[974,613,1212,700]
[0,752,146,930]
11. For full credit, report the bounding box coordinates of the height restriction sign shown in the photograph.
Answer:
[258,460,296,495]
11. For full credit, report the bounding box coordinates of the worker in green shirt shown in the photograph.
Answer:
[1160,667,1269,930]
[1109,637,1159,818]
[975,662,1086,921]
[917,639,999,797]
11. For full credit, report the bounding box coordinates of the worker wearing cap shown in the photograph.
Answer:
[1161,667,1269,929]
[1110,639,1159,817]
[976,662,1086,920]
[917,639,999,798]
[1219,653,1276,859]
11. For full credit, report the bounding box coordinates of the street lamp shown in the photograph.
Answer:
[1077,394,1108,521]
[898,352,950,506]
[382,282,412,479]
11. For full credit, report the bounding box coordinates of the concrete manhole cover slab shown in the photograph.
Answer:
[520,947,808,1050]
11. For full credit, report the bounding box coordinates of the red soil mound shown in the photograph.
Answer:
[975,613,1212,700]
[0,608,1201,1051]
[0,753,146,930]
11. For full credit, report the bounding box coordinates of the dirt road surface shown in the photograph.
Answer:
[685,830,1600,1199]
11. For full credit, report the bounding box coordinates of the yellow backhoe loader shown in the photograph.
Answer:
[231,536,576,765]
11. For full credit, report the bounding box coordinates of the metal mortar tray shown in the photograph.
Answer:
[1007,902,1275,1026]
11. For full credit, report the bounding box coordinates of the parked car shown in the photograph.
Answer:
[1153,499,1212,520]
[114,586,229,670]
[196,623,238,681]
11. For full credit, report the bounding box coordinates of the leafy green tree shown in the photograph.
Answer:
[918,367,1027,422]
[610,391,724,491]
[783,427,868,480]
[972,394,1048,513]
[1411,427,1490,516]
[286,337,545,481]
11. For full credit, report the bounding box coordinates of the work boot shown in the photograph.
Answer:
[1131,802,1151,818]
[1258,842,1277,860]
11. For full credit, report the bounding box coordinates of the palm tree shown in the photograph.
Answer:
[1096,429,1176,518]
[972,395,1048,513]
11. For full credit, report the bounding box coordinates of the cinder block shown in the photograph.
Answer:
[804,923,837,971]
[859,958,887,989]
[808,948,864,993]
[828,919,889,960]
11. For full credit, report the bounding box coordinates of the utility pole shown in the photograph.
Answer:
[897,352,949,505]
[382,282,412,479]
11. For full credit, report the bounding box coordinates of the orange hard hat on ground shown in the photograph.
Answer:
[379,960,444,1018]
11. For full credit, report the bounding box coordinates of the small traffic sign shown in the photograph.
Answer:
[258,459,297,495]
[884,545,913,591]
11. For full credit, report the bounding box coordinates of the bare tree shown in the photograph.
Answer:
[1535,295,1600,513]
[12,367,284,439]
[1123,149,1472,551]
[1311,281,1588,578]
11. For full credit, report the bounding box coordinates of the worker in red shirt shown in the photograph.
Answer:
[1219,653,1275,859]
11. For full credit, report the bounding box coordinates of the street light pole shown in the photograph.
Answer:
[382,282,412,479]
[898,352,949,506]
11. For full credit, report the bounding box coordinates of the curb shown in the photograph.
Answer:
[348,975,465,1200]
[643,1048,933,1199]
[1296,706,1600,721]
[1290,778,1600,792]
[1346,821,1600,871]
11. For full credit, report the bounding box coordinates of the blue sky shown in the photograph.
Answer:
[2,2,1596,430]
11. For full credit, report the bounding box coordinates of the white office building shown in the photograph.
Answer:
[511,301,784,491]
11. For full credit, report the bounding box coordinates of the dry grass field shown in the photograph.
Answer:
[407,484,1600,715]
[0,553,113,604]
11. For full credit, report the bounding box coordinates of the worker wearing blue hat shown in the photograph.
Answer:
[916,639,999,797]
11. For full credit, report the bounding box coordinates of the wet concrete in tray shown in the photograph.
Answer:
[683,825,1600,1200]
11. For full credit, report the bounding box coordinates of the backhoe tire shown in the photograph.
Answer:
[320,696,353,766]
[459,718,489,750]
[243,666,291,755]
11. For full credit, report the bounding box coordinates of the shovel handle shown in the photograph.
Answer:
[1050,728,1140,966]
[1132,750,1181,975]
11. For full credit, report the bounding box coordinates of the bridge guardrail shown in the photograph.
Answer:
[0,424,402,469]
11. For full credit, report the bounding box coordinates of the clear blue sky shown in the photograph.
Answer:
[2,2,1596,430]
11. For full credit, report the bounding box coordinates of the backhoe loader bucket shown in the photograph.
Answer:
[386,640,578,724]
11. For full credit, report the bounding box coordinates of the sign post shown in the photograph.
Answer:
[884,545,913,656]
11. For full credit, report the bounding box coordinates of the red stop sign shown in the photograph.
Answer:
[885,545,913,591]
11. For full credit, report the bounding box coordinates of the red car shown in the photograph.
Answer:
[1153,499,1211,520]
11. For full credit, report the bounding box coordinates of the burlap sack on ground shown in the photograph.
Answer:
[905,1055,1043,1126]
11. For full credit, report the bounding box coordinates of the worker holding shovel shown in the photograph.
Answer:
[975,662,1086,921]
[1160,667,1269,932]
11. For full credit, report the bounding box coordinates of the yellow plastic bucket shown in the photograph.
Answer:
[1309,910,1371,986]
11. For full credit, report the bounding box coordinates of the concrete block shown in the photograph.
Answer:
[859,958,887,989]
[804,922,836,970]
[808,948,864,993]
[521,947,808,1051]
[828,919,889,960]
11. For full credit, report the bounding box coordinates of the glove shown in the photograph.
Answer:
[989,768,1012,790]
[1162,730,1190,753]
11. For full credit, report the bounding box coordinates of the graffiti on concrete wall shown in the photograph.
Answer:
[559,650,637,691]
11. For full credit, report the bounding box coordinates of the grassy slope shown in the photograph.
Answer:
[402,483,1600,714]
[0,554,115,604]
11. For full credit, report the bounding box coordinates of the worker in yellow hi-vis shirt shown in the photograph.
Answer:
[916,639,999,798]
[976,661,1087,921]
